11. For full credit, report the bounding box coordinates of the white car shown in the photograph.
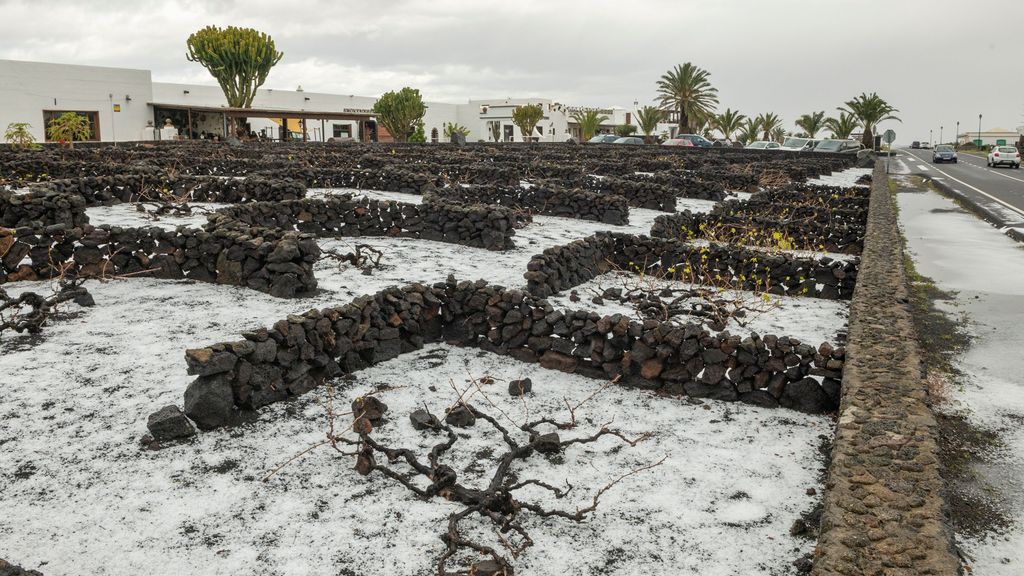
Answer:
[779,137,818,151]
[987,146,1021,169]
[745,141,780,150]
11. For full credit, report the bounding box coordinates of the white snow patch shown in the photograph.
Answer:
[86,203,228,230]
[805,167,872,188]
[546,271,848,346]
[0,277,828,576]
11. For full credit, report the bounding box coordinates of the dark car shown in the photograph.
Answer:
[932,145,957,163]
[673,133,713,148]
[813,139,863,154]
[911,141,921,149]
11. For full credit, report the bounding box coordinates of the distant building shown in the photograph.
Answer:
[956,127,1021,147]
[0,58,665,144]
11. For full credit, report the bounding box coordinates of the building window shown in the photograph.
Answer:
[42,110,100,142]
[333,124,351,138]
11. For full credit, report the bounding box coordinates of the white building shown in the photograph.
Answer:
[956,127,1023,147]
[2,58,667,145]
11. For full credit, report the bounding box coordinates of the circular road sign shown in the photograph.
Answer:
[882,129,896,144]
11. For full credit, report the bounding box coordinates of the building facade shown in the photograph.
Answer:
[3,59,683,145]
[956,128,1023,147]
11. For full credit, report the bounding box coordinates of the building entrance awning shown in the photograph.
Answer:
[150,103,375,121]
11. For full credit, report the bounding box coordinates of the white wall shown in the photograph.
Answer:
[0,59,153,142]
[1,58,632,145]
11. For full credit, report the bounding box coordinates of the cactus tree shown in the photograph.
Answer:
[511,104,545,143]
[186,26,283,137]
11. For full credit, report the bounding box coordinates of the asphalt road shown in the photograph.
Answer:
[901,147,1024,227]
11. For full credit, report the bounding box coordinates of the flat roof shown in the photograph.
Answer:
[150,102,375,121]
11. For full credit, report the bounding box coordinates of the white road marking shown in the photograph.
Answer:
[923,163,1024,219]
[917,164,929,171]
[950,153,1024,183]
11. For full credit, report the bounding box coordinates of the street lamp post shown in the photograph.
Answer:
[978,114,983,148]
[930,129,933,146]
[940,126,943,145]
[956,121,960,149]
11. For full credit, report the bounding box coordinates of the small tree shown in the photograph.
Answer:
[443,122,471,139]
[47,113,92,148]
[373,87,427,143]
[756,112,783,141]
[634,105,662,143]
[655,62,719,133]
[824,112,860,139]
[186,26,283,137]
[570,109,608,141]
[4,123,38,149]
[511,104,544,143]
[713,108,746,141]
[795,111,827,139]
[615,124,638,137]
[736,117,762,145]
[839,92,900,149]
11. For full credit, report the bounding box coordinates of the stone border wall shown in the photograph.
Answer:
[0,223,318,297]
[811,162,959,575]
[428,184,629,225]
[176,277,845,431]
[256,166,435,193]
[209,194,518,251]
[622,172,727,201]
[581,176,678,212]
[651,206,867,255]
[1,187,88,229]
[524,232,858,300]
[39,174,306,204]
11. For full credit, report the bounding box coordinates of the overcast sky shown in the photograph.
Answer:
[1,0,1021,143]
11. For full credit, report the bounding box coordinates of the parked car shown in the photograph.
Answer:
[932,145,957,163]
[661,138,695,147]
[612,136,644,145]
[813,139,863,154]
[745,140,781,150]
[920,142,932,149]
[780,137,818,151]
[586,134,619,144]
[672,133,713,148]
[712,139,733,147]
[987,146,1021,169]
[911,141,921,149]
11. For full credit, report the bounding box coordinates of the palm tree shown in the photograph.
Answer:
[795,111,826,139]
[824,112,860,139]
[737,117,762,145]
[634,105,663,143]
[571,109,609,142]
[713,108,746,141]
[756,112,783,141]
[771,126,787,143]
[839,92,900,149]
[655,62,719,133]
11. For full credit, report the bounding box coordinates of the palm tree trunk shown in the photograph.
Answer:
[679,104,686,134]
[861,125,873,150]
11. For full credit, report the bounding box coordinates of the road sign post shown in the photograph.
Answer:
[883,129,896,174]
